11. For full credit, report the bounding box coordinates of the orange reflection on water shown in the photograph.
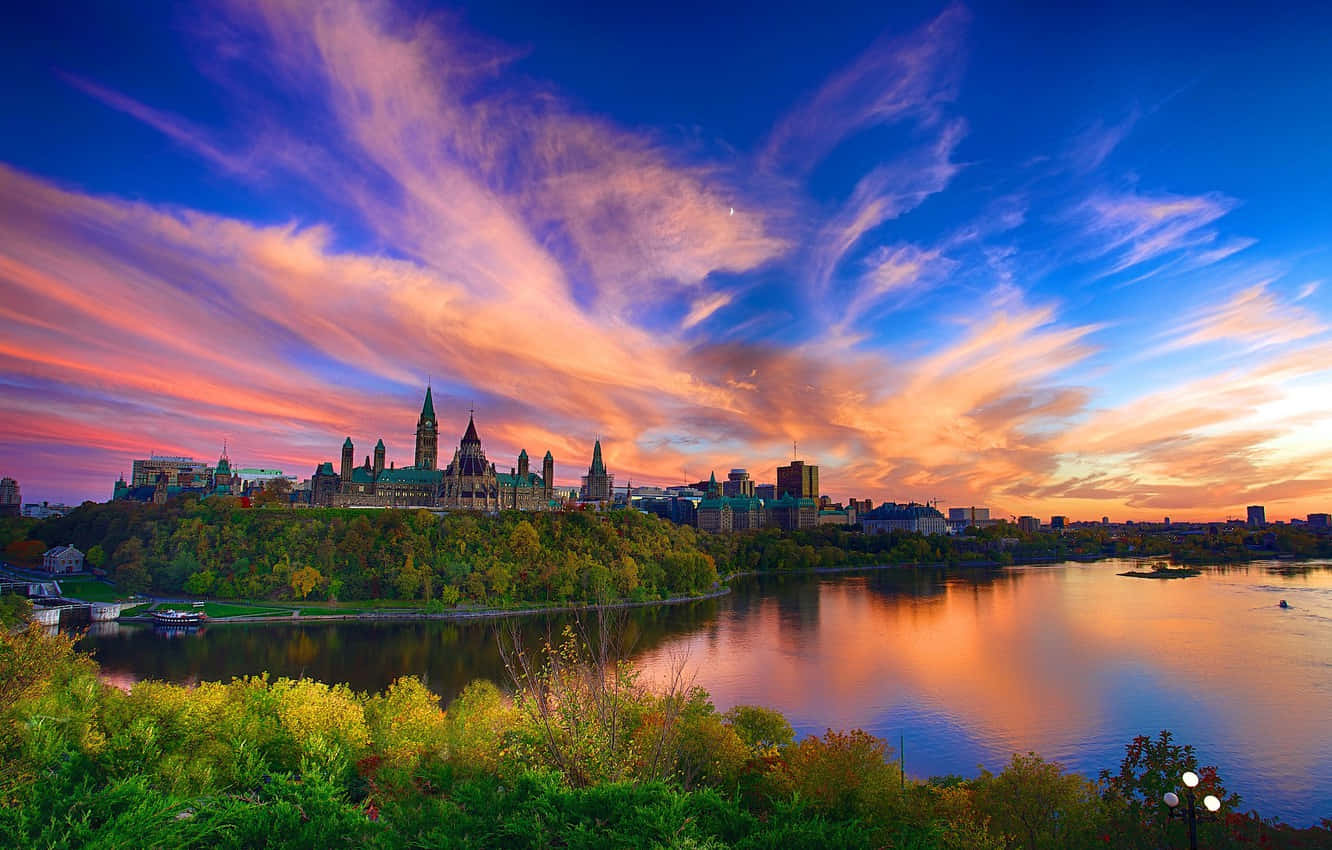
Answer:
[635,561,1332,821]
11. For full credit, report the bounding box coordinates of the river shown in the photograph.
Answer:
[79,558,1332,825]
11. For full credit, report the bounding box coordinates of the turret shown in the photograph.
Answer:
[518,449,529,480]
[373,439,386,476]
[340,437,354,485]
[543,451,554,500]
[414,385,438,470]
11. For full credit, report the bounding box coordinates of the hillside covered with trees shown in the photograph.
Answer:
[4,498,1328,607]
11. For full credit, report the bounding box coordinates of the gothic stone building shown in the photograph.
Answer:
[320,386,555,511]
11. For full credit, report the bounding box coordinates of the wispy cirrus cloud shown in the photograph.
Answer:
[1077,188,1240,275]
[760,3,970,174]
[1165,282,1327,352]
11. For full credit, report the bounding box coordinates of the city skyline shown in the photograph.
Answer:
[3,0,1331,519]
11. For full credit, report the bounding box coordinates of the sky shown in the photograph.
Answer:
[2,0,1331,520]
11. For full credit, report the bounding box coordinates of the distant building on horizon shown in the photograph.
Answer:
[1307,513,1330,529]
[755,483,777,501]
[1017,515,1040,533]
[776,459,819,501]
[1247,505,1267,528]
[131,456,211,489]
[1050,515,1067,530]
[862,503,946,536]
[0,476,19,517]
[722,468,755,498]
[946,506,997,533]
[23,501,72,519]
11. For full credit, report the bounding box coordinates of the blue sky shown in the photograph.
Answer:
[1,0,1330,519]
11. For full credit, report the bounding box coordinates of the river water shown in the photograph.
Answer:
[79,559,1332,825]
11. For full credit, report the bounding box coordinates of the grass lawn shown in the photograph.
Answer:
[159,602,291,619]
[59,579,127,603]
[118,603,153,617]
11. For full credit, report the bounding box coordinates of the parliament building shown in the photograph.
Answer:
[315,386,557,511]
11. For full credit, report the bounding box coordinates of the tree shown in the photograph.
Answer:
[291,566,323,600]
[971,753,1101,850]
[85,544,106,569]
[508,521,541,564]
[395,554,422,600]
[1098,730,1240,849]
[723,704,794,756]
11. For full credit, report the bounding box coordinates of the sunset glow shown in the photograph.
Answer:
[4,1,1331,519]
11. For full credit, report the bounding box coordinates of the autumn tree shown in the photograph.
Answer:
[290,566,323,600]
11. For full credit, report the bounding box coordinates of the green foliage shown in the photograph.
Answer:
[14,502,720,606]
[971,752,1102,850]
[1097,729,1242,849]
[0,593,34,628]
[1,624,1329,849]
[765,729,905,824]
[723,704,795,756]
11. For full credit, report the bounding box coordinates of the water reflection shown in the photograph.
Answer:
[79,560,1332,825]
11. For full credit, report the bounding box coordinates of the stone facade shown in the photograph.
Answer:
[580,439,613,501]
[327,387,555,511]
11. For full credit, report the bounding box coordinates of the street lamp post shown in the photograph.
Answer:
[1163,770,1222,850]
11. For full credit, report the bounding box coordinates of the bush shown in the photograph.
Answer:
[765,729,903,822]
[970,752,1102,850]
[723,704,794,757]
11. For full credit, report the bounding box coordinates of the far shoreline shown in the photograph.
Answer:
[106,553,1329,628]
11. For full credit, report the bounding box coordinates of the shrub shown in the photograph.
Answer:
[766,729,903,822]
[970,752,1102,850]
[364,676,447,771]
[723,704,794,757]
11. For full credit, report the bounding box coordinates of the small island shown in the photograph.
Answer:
[1118,562,1201,579]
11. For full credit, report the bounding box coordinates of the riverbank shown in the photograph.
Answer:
[121,583,735,625]
[117,558,1040,626]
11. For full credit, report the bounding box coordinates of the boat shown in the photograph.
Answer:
[1279,599,1289,609]
[152,608,206,625]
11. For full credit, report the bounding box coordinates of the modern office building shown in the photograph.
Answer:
[1017,515,1040,533]
[722,469,755,498]
[776,459,819,500]
[0,476,18,517]
[1247,505,1267,528]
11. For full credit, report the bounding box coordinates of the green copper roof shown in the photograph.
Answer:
[518,449,528,459]
[375,438,385,449]
[343,437,353,448]
[315,462,335,476]
[378,467,443,484]
[589,439,605,474]
[420,386,435,421]
[544,450,553,460]
[767,495,817,508]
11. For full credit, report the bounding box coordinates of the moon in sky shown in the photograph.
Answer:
[729,207,734,216]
